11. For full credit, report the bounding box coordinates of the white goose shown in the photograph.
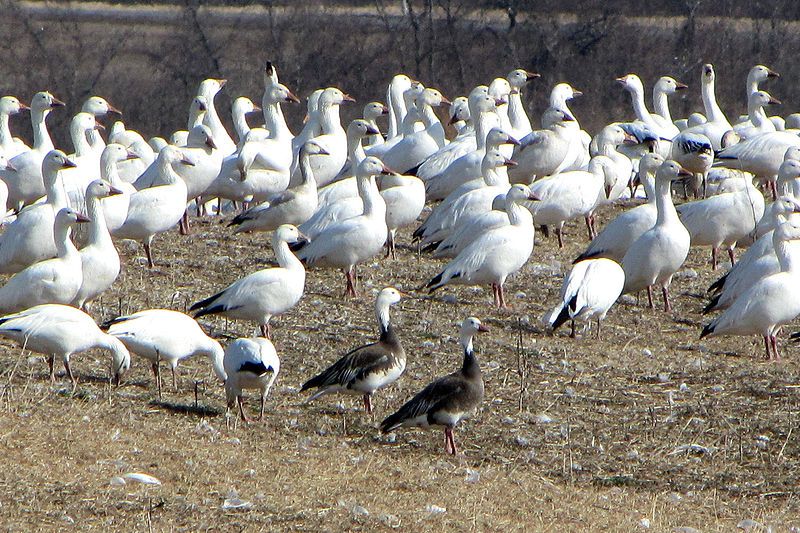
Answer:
[380,171,425,258]
[701,218,800,360]
[508,109,581,184]
[426,183,536,308]
[190,224,306,338]
[197,78,236,156]
[100,143,138,234]
[292,88,324,156]
[733,90,780,140]
[0,96,29,158]
[616,73,679,140]
[105,309,226,393]
[447,95,471,135]
[0,150,75,273]
[109,126,155,184]
[72,180,122,309]
[0,208,89,314]
[714,130,800,198]
[223,337,280,422]
[315,119,381,204]
[591,124,634,201]
[0,304,130,387]
[652,76,688,127]
[682,64,733,150]
[61,112,103,206]
[543,258,625,338]
[362,101,389,149]
[81,96,123,156]
[228,142,326,233]
[621,161,692,311]
[295,157,390,297]
[1,91,65,209]
[733,65,779,133]
[230,96,260,143]
[113,146,192,267]
[506,68,539,140]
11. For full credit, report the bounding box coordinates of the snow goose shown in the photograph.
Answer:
[682,64,733,150]
[385,74,414,143]
[0,150,75,273]
[228,142,327,233]
[528,156,612,246]
[380,316,487,455]
[81,96,122,156]
[113,146,192,268]
[0,96,29,158]
[190,224,306,338]
[544,258,625,338]
[506,69,539,140]
[224,337,280,422]
[574,153,665,262]
[295,157,390,297]
[701,218,800,360]
[315,119,380,204]
[170,96,207,147]
[105,309,226,394]
[197,78,236,156]
[432,183,537,259]
[704,196,800,313]
[426,182,535,308]
[100,144,138,233]
[301,287,404,414]
[1,91,65,209]
[616,74,679,140]
[676,174,765,268]
[714,130,800,198]
[231,96,260,143]
[733,65,779,130]
[733,90,780,139]
[652,76,687,127]
[381,88,450,174]
[0,208,89,314]
[415,148,514,249]
[508,109,581,184]
[109,127,155,184]
[380,171,425,258]
[0,304,130,387]
[72,180,122,309]
[291,87,354,188]
[447,95,471,135]
[592,124,635,201]
[61,112,103,206]
[621,161,692,311]
[548,82,592,169]
[176,124,224,232]
[291,89,324,156]
[362,101,389,149]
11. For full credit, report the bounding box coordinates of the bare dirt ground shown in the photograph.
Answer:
[0,200,799,531]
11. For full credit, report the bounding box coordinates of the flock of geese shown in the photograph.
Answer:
[1,60,800,454]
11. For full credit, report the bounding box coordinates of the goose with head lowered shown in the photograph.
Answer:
[294,157,390,297]
[190,224,307,339]
[380,316,487,456]
[0,304,130,388]
[0,208,89,314]
[301,287,404,414]
[224,337,280,422]
[104,309,226,395]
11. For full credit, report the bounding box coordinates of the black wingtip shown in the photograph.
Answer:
[702,294,721,314]
[426,271,445,292]
[573,249,602,264]
[699,323,714,339]
[707,272,728,294]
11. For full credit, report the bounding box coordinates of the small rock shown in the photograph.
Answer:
[710,385,724,393]
[514,291,526,299]
[679,383,689,393]
[122,472,161,485]
[514,435,530,447]
[642,349,653,357]
[421,340,435,349]
[673,528,700,533]
[737,519,761,531]
[639,518,651,528]
[226,438,241,445]
[464,469,480,484]
[442,295,457,304]
[243,469,256,477]
[658,372,671,383]
[109,476,126,487]
[534,413,554,424]
[351,505,369,517]
[501,416,515,425]
[675,269,698,279]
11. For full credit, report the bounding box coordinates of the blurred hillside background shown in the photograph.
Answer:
[2,0,798,146]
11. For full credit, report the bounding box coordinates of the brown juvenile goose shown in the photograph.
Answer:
[380,316,487,455]
[301,287,404,413]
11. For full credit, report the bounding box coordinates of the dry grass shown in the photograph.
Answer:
[0,202,799,531]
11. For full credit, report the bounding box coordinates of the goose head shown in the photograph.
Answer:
[149,137,168,152]
[71,112,99,147]
[31,91,65,115]
[749,65,780,84]
[263,61,279,87]
[418,88,450,108]
[86,179,123,200]
[358,156,395,178]
[320,87,356,107]
[784,146,800,162]
[485,128,519,149]
[101,143,138,168]
[303,88,324,123]
[274,224,308,247]
[161,145,194,169]
[233,96,261,117]
[187,124,217,150]
[403,82,425,109]
[506,183,538,203]
[615,74,645,95]
[348,118,380,139]
[774,217,800,243]
[506,69,540,91]
[0,96,28,115]
[634,152,666,187]
[482,149,516,173]
[198,78,226,99]
[82,96,122,116]
[489,78,512,105]
[656,160,692,184]
[772,196,800,219]
[655,76,688,95]
[300,140,329,158]
[468,86,498,116]
[376,287,402,309]
[363,101,389,120]
[0,154,12,172]
[778,159,800,182]
[190,95,208,122]
[42,150,77,178]
[448,96,470,125]
[56,207,91,227]
[542,108,576,129]
[551,83,582,103]
[701,64,716,84]
[750,90,781,108]
[108,337,131,386]
[266,84,301,105]
[459,316,489,349]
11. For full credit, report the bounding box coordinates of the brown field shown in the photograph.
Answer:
[0,201,798,531]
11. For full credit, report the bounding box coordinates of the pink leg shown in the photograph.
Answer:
[363,394,372,414]
[646,286,654,309]
[711,248,718,270]
[764,335,772,360]
[498,283,507,309]
[445,427,458,455]
[771,335,780,361]
[728,247,736,265]
[662,285,671,312]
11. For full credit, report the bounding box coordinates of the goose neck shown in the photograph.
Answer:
[32,107,54,152]
[387,84,407,140]
[360,175,384,217]
[748,99,768,128]
[483,166,509,188]
[299,153,319,189]
[262,99,291,141]
[101,157,122,187]
[460,336,481,379]
[0,112,10,145]
[702,77,728,125]
[655,178,679,226]
[319,103,343,136]
[508,91,532,133]
[627,86,651,124]
[206,341,228,383]
[54,220,76,258]
[420,104,439,128]
[86,194,112,246]
[232,108,251,142]
[653,89,672,123]
[272,237,304,271]
[45,170,69,210]
[375,301,393,339]
[72,126,93,157]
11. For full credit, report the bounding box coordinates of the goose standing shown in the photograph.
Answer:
[100,143,138,234]
[197,78,236,156]
[733,65,779,133]
[652,76,688,128]
[230,96,260,143]
[315,119,380,204]
[224,337,280,422]
[0,304,130,387]
[0,208,89,314]
[544,258,625,338]
[81,96,123,156]
[592,124,635,201]
[190,224,306,338]
[701,219,800,360]
[380,171,425,258]
[291,89,324,156]
[109,127,155,183]
[0,96,29,158]
[0,150,75,273]
[426,184,536,308]
[362,101,389,149]
[508,109,581,184]
[621,161,692,311]
[682,64,733,150]
[616,73,679,140]
[105,309,226,395]
[506,68,539,140]
[380,317,487,455]
[733,90,780,140]
[301,287,404,414]
[113,146,193,268]
[72,180,122,309]
[295,157,390,297]
[60,112,103,205]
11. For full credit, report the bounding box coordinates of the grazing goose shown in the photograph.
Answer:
[621,161,692,311]
[0,150,75,273]
[701,219,800,360]
[0,95,29,158]
[0,304,130,387]
[0,208,89,314]
[426,183,536,308]
[380,316,487,455]
[224,337,280,422]
[100,143,138,234]
[190,224,306,338]
[295,157,390,297]
[228,142,327,233]
[676,174,765,269]
[362,101,389,149]
[72,180,122,309]
[105,309,226,394]
[544,258,625,339]
[575,153,665,262]
[301,287,404,414]
[113,146,193,268]
[1,91,65,209]
[682,64,733,150]
[81,95,123,156]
